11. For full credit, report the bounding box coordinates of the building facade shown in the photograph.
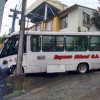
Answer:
[0,0,7,32]
[26,4,98,32]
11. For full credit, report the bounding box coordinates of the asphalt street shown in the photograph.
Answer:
[5,70,100,100]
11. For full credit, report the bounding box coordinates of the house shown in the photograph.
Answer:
[26,0,67,23]
[26,4,98,32]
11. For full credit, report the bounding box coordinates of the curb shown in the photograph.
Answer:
[4,90,25,100]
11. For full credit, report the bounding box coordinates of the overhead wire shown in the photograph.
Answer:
[17,0,22,11]
[1,0,21,34]
[0,0,19,16]
[46,0,99,5]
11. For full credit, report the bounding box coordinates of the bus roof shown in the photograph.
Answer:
[8,31,100,37]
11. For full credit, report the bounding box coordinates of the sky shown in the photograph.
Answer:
[0,0,100,36]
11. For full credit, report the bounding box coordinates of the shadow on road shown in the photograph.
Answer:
[25,69,100,77]
[24,69,100,92]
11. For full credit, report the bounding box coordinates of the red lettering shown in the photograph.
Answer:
[91,54,99,58]
[91,54,94,58]
[96,54,99,58]
[14,58,16,62]
[54,55,72,60]
[14,58,23,62]
[54,54,99,60]
[54,55,58,59]
[68,55,72,59]
[74,55,78,59]
[74,55,90,59]
[64,56,67,59]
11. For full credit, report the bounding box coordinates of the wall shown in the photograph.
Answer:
[59,6,98,32]
[59,9,79,32]
[28,5,99,33]
[78,6,98,32]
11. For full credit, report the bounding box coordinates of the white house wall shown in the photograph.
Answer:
[59,9,79,32]
[78,6,97,32]
[59,6,98,32]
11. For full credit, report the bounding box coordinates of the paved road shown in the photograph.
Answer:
[7,70,100,100]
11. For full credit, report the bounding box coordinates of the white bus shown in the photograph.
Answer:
[0,31,100,74]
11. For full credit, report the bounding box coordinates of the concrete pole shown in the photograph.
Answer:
[16,0,27,74]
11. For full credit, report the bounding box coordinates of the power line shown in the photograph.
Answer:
[46,0,99,5]
[1,0,21,33]
[16,0,22,11]
[0,6,17,17]
[64,2,99,4]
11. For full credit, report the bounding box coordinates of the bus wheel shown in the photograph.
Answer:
[10,66,24,74]
[77,64,88,74]
[22,67,24,73]
[10,65,16,74]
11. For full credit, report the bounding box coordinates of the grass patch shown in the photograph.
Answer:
[13,90,20,94]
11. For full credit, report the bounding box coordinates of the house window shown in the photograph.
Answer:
[46,20,53,31]
[60,15,68,30]
[36,24,41,31]
[83,12,90,27]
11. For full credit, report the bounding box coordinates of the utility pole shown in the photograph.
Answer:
[9,5,21,33]
[16,0,27,74]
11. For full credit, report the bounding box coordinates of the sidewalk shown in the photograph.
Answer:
[74,85,100,100]
[4,85,100,100]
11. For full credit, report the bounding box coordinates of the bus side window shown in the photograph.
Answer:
[9,39,19,54]
[65,36,87,51]
[89,36,100,51]
[9,36,26,54]
[42,36,64,52]
[31,36,40,52]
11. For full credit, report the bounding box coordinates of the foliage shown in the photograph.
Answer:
[78,26,81,32]
[91,7,100,30]
[13,90,20,94]
[0,37,6,44]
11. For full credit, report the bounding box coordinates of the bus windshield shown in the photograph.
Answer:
[0,35,26,58]
[0,35,19,58]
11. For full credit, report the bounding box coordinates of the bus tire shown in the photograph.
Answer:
[22,67,24,73]
[10,65,16,74]
[10,65,24,74]
[77,64,88,74]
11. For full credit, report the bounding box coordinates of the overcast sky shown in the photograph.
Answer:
[0,0,100,36]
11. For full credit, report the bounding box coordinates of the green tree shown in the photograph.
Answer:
[0,36,6,44]
[91,7,100,30]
